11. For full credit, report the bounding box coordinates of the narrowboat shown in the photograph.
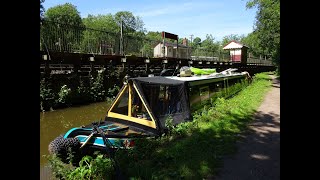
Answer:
[48,67,251,160]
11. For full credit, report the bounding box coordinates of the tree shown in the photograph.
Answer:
[141,31,162,57]
[221,34,245,47]
[246,0,280,70]
[193,37,201,47]
[241,31,263,57]
[114,11,146,55]
[145,31,162,41]
[199,34,219,57]
[114,11,145,33]
[44,3,83,25]
[42,3,84,52]
[81,14,119,54]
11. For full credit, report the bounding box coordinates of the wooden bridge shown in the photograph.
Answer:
[40,51,275,79]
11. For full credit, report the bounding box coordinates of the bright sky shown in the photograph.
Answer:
[43,0,257,41]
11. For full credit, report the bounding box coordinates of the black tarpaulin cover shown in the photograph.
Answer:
[131,77,192,130]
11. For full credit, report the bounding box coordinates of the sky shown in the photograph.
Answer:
[43,0,257,42]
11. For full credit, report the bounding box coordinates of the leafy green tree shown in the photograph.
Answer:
[221,34,245,47]
[193,37,201,47]
[44,3,82,25]
[246,0,280,69]
[198,34,219,57]
[114,11,146,55]
[141,31,162,57]
[241,31,264,57]
[81,14,119,54]
[114,11,145,33]
[83,14,118,32]
[41,3,84,52]
[145,31,162,41]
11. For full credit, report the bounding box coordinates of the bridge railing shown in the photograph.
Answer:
[40,20,121,55]
[247,58,273,66]
[40,20,275,66]
[40,20,227,59]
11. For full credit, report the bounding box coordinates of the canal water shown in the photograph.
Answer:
[40,101,111,179]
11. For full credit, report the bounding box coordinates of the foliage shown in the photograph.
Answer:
[40,78,55,111]
[40,72,119,111]
[191,34,226,58]
[165,115,174,135]
[241,31,264,57]
[114,11,145,33]
[48,153,115,180]
[67,155,114,179]
[44,3,83,26]
[83,14,118,33]
[107,84,120,99]
[81,14,119,54]
[145,31,162,41]
[90,69,106,102]
[42,3,84,52]
[221,34,245,47]
[47,154,74,179]
[75,79,91,104]
[246,0,280,68]
[192,37,201,47]
[57,84,72,106]
[200,34,219,56]
[140,31,162,57]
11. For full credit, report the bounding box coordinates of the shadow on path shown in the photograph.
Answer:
[210,76,280,180]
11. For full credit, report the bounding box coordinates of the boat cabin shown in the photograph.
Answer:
[105,69,248,135]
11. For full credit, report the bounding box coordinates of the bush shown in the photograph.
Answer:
[48,153,115,180]
[40,78,56,111]
[90,69,106,102]
[57,84,72,107]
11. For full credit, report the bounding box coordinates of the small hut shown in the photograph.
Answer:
[223,41,249,63]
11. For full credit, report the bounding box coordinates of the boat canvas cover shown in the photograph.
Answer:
[131,77,192,130]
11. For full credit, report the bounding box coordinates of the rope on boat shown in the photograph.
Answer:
[92,123,123,179]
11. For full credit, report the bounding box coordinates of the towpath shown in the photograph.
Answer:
[211,75,280,180]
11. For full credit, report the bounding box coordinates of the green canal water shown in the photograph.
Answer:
[40,101,111,178]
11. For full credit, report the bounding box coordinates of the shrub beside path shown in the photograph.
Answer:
[211,75,280,180]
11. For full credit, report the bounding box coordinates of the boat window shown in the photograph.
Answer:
[110,87,129,115]
[141,84,183,117]
[200,86,210,102]
[131,89,151,121]
[164,85,182,115]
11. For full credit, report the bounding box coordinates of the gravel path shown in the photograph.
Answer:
[211,75,280,180]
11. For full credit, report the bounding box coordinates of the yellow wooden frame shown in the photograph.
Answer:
[107,85,128,114]
[107,82,157,129]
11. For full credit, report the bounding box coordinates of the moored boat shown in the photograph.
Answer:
[48,67,251,161]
